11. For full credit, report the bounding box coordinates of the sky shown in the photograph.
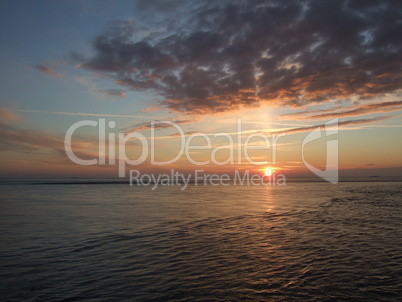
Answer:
[0,0,401,179]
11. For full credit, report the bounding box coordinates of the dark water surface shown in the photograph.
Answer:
[1,182,401,301]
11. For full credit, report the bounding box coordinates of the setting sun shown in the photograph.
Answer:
[264,167,274,176]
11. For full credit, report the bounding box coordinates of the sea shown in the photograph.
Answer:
[0,180,401,301]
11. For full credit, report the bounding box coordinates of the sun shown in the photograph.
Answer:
[263,167,274,176]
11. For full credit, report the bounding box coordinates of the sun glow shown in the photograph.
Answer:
[263,167,274,176]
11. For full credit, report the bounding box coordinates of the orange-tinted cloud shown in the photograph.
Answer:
[96,89,126,99]
[121,118,195,134]
[0,110,98,161]
[0,108,21,125]
[34,64,64,77]
[141,106,161,113]
[263,115,393,136]
[169,131,203,137]
[281,100,402,120]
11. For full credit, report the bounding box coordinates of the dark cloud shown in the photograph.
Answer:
[76,0,402,114]
[134,0,186,13]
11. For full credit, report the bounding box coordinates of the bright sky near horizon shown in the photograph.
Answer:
[1,0,401,179]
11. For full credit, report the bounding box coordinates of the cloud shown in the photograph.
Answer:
[263,115,393,136]
[281,100,402,120]
[96,89,127,99]
[141,105,161,113]
[121,118,193,133]
[72,0,402,114]
[169,130,203,137]
[149,114,394,138]
[0,108,22,125]
[11,109,161,119]
[34,64,64,77]
[0,111,98,161]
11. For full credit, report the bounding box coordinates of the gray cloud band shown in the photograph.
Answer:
[71,0,402,114]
